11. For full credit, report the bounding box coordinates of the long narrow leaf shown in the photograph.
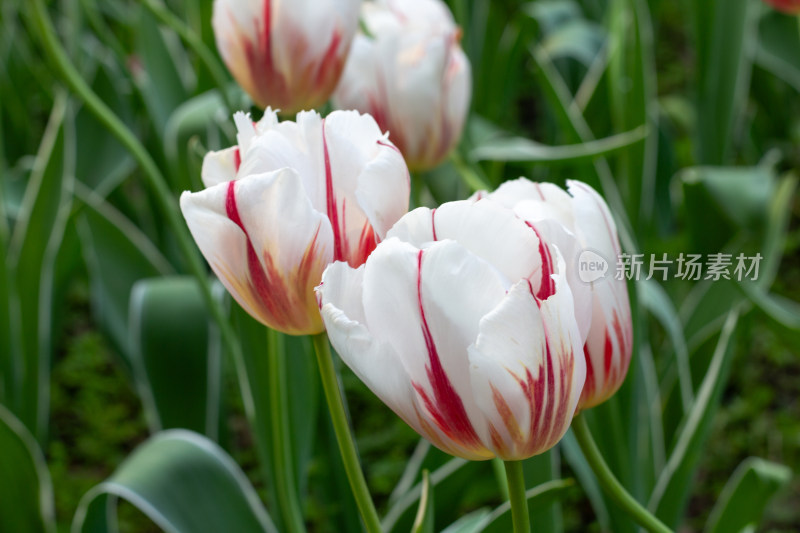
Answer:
[649,309,742,528]
[470,125,647,163]
[6,91,73,440]
[0,404,55,533]
[705,457,791,533]
[693,0,758,164]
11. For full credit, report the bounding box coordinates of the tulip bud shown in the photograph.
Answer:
[317,200,586,460]
[212,0,360,114]
[332,0,471,172]
[181,109,410,335]
[476,179,633,410]
[764,0,800,13]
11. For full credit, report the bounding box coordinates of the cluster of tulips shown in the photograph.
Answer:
[180,0,645,531]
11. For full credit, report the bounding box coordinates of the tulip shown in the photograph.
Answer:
[212,0,360,114]
[332,0,471,172]
[181,109,410,335]
[476,179,633,410]
[316,200,586,460]
[764,0,800,13]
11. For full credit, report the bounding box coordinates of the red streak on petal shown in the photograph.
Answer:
[582,343,596,401]
[351,222,377,268]
[413,249,481,448]
[377,138,400,153]
[526,223,555,300]
[261,0,272,63]
[233,147,241,172]
[534,182,546,201]
[431,208,438,241]
[603,329,614,377]
[315,29,342,85]
[224,181,323,332]
[322,119,346,262]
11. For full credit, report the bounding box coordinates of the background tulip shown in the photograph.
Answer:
[764,0,800,13]
[212,0,360,114]
[181,109,410,335]
[477,179,633,409]
[317,200,586,460]
[332,0,471,171]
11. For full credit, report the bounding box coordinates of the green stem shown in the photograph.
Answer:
[311,334,381,533]
[572,413,672,533]
[266,329,306,533]
[28,0,243,373]
[139,0,236,115]
[504,460,531,533]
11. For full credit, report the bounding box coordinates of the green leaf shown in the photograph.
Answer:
[74,60,136,195]
[0,404,55,533]
[692,0,758,164]
[6,91,73,440]
[759,175,798,289]
[705,457,792,533]
[439,509,491,533]
[411,470,434,533]
[134,7,192,138]
[164,89,232,193]
[561,433,611,530]
[649,309,742,528]
[741,284,800,330]
[639,279,693,411]
[382,457,472,532]
[470,125,647,163]
[756,11,800,91]
[75,184,174,371]
[606,0,657,229]
[389,439,431,506]
[0,173,11,404]
[129,276,224,438]
[72,430,277,533]
[541,19,605,66]
[681,166,775,242]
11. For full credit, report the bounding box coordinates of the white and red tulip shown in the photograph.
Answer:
[316,200,586,460]
[477,179,633,409]
[212,0,360,114]
[332,0,471,172]
[181,109,410,335]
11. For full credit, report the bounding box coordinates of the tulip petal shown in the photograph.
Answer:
[567,181,632,408]
[317,262,420,427]
[468,264,585,460]
[387,199,542,286]
[180,168,333,334]
[353,139,410,240]
[201,146,241,188]
[524,218,592,343]
[314,111,399,266]
[476,178,576,228]
[361,238,506,459]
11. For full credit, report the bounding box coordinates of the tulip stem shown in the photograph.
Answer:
[572,413,673,533]
[504,460,531,533]
[311,334,382,533]
[267,328,307,533]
